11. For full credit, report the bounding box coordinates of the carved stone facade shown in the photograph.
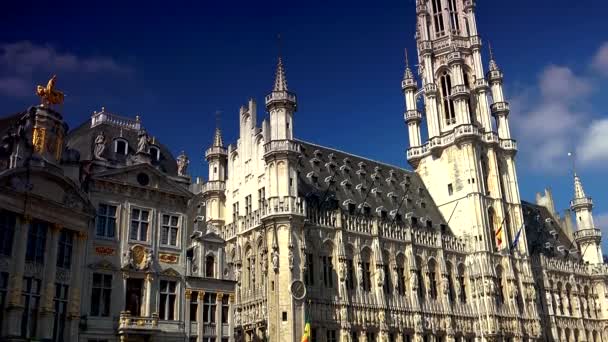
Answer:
[0,105,235,342]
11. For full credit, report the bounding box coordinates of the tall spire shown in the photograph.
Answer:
[573,174,587,200]
[273,56,288,92]
[212,110,224,147]
[488,43,499,71]
[403,48,415,81]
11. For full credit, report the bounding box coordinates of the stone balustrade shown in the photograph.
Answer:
[202,180,226,193]
[90,111,141,130]
[263,139,301,156]
[571,197,593,209]
[404,110,423,123]
[205,146,227,158]
[118,311,159,332]
[264,91,296,106]
[491,102,510,115]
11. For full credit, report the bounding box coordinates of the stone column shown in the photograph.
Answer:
[5,215,31,337]
[144,273,154,317]
[37,223,61,339]
[66,231,87,340]
[185,289,192,336]
[198,291,205,340]
[217,292,224,339]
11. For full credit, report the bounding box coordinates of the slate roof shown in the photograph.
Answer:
[66,120,178,176]
[522,201,579,261]
[296,140,448,228]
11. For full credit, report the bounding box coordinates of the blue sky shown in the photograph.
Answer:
[2,0,608,249]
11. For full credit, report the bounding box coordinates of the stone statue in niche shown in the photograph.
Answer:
[93,131,106,160]
[137,129,150,154]
[176,151,189,176]
[272,250,279,272]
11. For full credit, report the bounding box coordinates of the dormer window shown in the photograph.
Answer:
[149,146,160,162]
[114,139,128,155]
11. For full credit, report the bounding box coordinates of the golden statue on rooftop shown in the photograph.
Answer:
[36,75,64,106]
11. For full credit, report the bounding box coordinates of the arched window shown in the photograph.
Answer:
[205,254,215,278]
[360,249,372,292]
[566,283,573,315]
[416,256,425,301]
[488,207,500,251]
[557,282,564,315]
[321,243,334,289]
[382,251,391,295]
[463,71,475,123]
[481,156,490,195]
[448,0,460,32]
[345,245,356,291]
[440,71,456,126]
[457,264,467,303]
[396,254,406,296]
[428,259,438,300]
[114,138,128,155]
[430,0,445,36]
[496,266,505,305]
[446,262,456,303]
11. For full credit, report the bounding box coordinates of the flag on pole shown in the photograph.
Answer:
[510,224,524,251]
[495,224,503,249]
[301,303,311,342]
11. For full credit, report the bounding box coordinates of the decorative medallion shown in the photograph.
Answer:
[159,253,179,264]
[131,245,147,269]
[95,246,116,256]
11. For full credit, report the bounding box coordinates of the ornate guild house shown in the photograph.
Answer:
[0,1,607,342]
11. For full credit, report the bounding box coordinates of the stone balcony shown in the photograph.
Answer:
[402,77,417,91]
[469,35,482,48]
[447,51,463,64]
[418,40,433,54]
[574,228,601,243]
[262,196,306,220]
[488,69,503,82]
[118,311,160,333]
[451,85,469,98]
[424,83,438,95]
[491,102,510,115]
[499,139,517,151]
[202,180,226,194]
[264,90,297,107]
[571,197,593,209]
[90,110,141,130]
[404,110,422,123]
[408,125,516,161]
[263,139,301,157]
[205,146,228,158]
[473,78,489,92]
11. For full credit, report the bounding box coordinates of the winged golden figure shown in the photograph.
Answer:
[36,75,64,106]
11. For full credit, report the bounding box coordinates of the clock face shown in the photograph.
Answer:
[290,280,306,300]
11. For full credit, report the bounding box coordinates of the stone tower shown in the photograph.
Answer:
[406,0,525,255]
[263,55,306,342]
[406,1,540,339]
[571,174,604,264]
[204,125,228,229]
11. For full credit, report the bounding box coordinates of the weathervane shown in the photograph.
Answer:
[36,75,65,107]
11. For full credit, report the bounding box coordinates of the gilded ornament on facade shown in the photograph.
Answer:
[36,75,64,106]
[131,245,146,268]
[32,127,46,154]
[159,253,179,264]
[95,245,116,256]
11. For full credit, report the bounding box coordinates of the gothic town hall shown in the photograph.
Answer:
[0,1,607,341]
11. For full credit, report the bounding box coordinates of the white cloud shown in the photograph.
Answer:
[0,41,133,97]
[539,65,591,100]
[511,43,608,173]
[595,212,608,251]
[592,42,608,76]
[577,119,608,166]
[511,65,590,171]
